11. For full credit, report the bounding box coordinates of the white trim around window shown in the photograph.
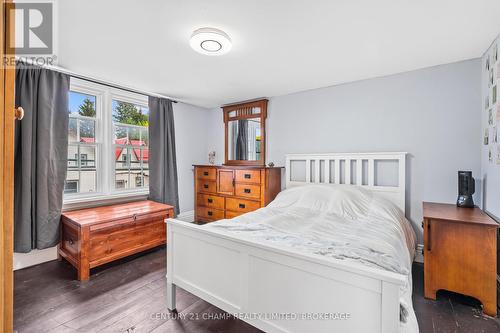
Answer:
[63,78,150,207]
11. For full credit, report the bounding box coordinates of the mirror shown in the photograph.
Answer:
[223,99,267,166]
[228,119,262,161]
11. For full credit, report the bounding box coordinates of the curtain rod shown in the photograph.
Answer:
[15,58,178,103]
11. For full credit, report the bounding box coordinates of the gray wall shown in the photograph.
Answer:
[207,59,482,242]
[173,102,211,213]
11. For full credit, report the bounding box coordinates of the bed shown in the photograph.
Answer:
[166,152,418,333]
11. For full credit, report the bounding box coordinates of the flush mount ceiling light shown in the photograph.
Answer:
[190,27,232,56]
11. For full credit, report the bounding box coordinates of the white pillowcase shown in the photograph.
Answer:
[268,184,373,219]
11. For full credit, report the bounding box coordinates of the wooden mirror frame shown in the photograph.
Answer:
[223,99,267,166]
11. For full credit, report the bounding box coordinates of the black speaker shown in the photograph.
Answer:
[457,171,475,208]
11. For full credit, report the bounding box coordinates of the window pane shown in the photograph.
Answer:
[130,169,142,189]
[68,118,78,142]
[112,100,149,126]
[141,148,149,188]
[129,127,141,145]
[129,147,142,189]
[79,119,95,142]
[80,145,96,169]
[65,145,97,194]
[141,128,149,146]
[115,147,130,189]
[69,91,96,117]
[67,144,79,169]
[79,150,97,193]
[114,125,128,144]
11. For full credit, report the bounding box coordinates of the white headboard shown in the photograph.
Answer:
[285,152,407,213]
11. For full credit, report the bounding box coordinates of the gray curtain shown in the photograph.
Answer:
[14,63,70,252]
[148,96,179,215]
[235,119,248,160]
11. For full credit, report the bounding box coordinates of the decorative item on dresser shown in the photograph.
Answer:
[423,202,499,316]
[58,200,174,281]
[194,165,282,223]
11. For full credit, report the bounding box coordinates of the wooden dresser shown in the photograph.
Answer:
[194,165,282,223]
[423,202,499,316]
[59,200,174,281]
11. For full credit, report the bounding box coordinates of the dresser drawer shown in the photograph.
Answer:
[197,206,225,221]
[197,194,225,210]
[225,210,244,219]
[235,170,261,184]
[196,167,216,180]
[197,180,217,193]
[235,183,261,199]
[226,198,260,213]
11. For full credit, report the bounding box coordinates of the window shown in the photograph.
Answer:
[112,100,149,190]
[64,79,149,202]
[115,179,126,189]
[64,180,79,194]
[65,91,98,194]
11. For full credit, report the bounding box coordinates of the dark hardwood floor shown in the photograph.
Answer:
[13,247,500,333]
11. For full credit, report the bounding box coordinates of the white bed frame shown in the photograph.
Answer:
[166,152,408,333]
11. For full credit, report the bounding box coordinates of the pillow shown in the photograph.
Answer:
[268,184,373,219]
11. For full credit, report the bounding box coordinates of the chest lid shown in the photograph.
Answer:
[62,200,173,226]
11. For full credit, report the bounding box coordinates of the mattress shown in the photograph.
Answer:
[204,184,418,333]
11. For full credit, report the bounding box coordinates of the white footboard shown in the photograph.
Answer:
[166,218,405,333]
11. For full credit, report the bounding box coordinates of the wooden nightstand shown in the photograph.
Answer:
[423,202,499,316]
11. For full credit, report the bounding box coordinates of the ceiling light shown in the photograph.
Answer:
[190,28,232,56]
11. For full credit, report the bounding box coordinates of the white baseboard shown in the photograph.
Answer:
[414,244,424,263]
[14,246,58,270]
[177,210,195,222]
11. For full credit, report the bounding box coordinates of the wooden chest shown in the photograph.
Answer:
[58,200,174,281]
[423,202,499,316]
[194,165,282,223]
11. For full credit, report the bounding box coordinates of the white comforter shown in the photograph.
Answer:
[204,184,418,333]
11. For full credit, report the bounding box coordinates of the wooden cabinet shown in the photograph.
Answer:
[217,169,235,195]
[423,202,499,316]
[194,165,282,223]
[59,200,174,281]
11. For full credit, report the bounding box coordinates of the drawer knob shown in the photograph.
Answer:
[244,188,251,193]
[133,214,137,221]
[203,184,209,189]
[244,174,251,179]
[68,239,74,245]
[207,198,213,203]
[203,171,209,176]
[239,203,246,209]
[208,211,213,216]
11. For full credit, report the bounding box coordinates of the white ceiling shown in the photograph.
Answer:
[57,0,500,108]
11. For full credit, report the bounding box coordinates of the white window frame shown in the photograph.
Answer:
[63,79,149,209]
